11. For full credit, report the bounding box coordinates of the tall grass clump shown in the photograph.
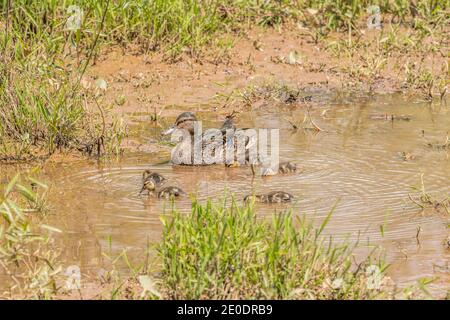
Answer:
[0,0,126,161]
[299,0,449,33]
[0,0,229,58]
[159,199,391,299]
[0,174,61,299]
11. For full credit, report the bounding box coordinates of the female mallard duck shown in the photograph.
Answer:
[140,170,166,194]
[161,112,255,166]
[244,191,294,204]
[157,186,186,199]
[260,161,297,176]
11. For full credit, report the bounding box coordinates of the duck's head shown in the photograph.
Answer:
[161,112,198,136]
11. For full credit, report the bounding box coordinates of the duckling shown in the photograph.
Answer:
[157,186,186,199]
[140,170,166,194]
[143,170,166,185]
[260,161,297,176]
[244,191,294,204]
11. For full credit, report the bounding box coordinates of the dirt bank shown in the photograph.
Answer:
[86,25,447,121]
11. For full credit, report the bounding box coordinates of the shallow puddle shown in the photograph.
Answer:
[40,93,449,295]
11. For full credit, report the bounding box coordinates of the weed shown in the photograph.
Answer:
[158,198,390,299]
[0,174,61,299]
[409,174,449,215]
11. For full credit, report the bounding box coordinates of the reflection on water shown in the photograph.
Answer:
[42,94,449,294]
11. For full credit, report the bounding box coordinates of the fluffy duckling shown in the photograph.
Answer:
[140,170,166,194]
[157,186,186,199]
[244,191,294,204]
[260,161,297,176]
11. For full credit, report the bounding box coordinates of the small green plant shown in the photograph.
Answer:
[158,198,390,299]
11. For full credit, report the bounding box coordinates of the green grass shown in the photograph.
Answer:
[0,0,127,161]
[158,198,390,299]
[0,173,61,299]
[3,1,447,57]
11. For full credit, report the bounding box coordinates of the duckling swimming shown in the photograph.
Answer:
[143,170,166,185]
[260,161,297,176]
[140,170,166,194]
[244,191,294,204]
[157,186,186,199]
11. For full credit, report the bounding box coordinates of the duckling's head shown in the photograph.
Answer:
[142,169,152,180]
[161,112,197,136]
[140,178,156,194]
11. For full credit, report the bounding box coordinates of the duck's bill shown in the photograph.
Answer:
[161,125,176,136]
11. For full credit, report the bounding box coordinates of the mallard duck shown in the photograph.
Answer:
[260,161,297,176]
[244,191,294,204]
[157,186,186,199]
[161,112,256,166]
[140,170,166,194]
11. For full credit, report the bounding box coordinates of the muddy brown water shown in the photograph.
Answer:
[12,93,450,295]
